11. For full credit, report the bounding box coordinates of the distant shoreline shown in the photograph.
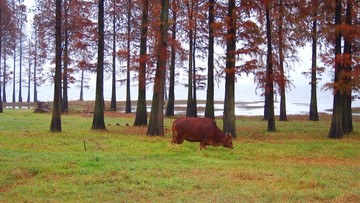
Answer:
[4,100,360,115]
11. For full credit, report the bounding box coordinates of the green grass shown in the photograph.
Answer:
[1,109,360,202]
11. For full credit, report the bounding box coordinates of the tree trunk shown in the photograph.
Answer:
[186,1,195,118]
[223,0,236,138]
[278,0,286,121]
[33,33,38,102]
[27,43,31,103]
[12,51,15,103]
[125,0,132,114]
[50,0,62,132]
[192,4,198,117]
[265,1,275,132]
[62,1,69,113]
[79,68,84,101]
[147,0,169,136]
[18,22,23,103]
[0,27,2,113]
[205,0,215,119]
[92,0,106,130]
[110,8,117,111]
[165,0,177,117]
[134,0,149,126]
[0,21,3,113]
[309,3,319,121]
[2,37,6,103]
[328,0,343,138]
[343,0,353,134]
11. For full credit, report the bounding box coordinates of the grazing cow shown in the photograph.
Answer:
[171,117,234,149]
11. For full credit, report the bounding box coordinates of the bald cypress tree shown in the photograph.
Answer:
[147,0,169,136]
[91,0,106,130]
[50,0,62,132]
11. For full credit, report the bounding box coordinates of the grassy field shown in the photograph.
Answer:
[1,106,360,202]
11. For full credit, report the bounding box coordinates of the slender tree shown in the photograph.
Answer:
[277,0,286,121]
[185,0,196,117]
[328,0,343,138]
[342,0,353,134]
[92,0,106,130]
[50,0,62,132]
[134,0,149,126]
[265,0,275,132]
[0,3,3,113]
[26,40,31,103]
[110,0,117,111]
[147,0,169,136]
[308,0,319,121]
[204,0,215,119]
[223,0,236,137]
[165,0,177,117]
[62,0,69,113]
[125,0,132,113]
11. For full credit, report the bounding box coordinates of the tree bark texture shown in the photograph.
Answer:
[265,1,275,132]
[62,0,69,113]
[205,0,215,119]
[50,0,62,132]
[134,0,149,126]
[223,0,236,138]
[110,10,117,111]
[126,0,132,113]
[278,0,287,121]
[165,0,177,117]
[309,3,319,121]
[147,0,169,136]
[92,0,106,130]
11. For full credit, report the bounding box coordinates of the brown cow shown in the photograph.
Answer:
[171,117,234,149]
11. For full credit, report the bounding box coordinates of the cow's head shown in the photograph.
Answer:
[224,133,234,149]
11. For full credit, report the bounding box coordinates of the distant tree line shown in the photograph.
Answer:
[0,0,359,138]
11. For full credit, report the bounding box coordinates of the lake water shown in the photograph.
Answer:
[24,74,360,116]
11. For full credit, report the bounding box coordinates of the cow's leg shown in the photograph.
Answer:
[171,127,179,144]
[200,139,207,150]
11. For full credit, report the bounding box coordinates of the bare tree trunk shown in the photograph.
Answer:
[27,41,31,103]
[18,22,23,103]
[62,0,69,113]
[278,0,286,121]
[147,0,169,136]
[309,1,319,121]
[79,68,84,101]
[2,36,6,103]
[33,33,38,102]
[50,0,62,132]
[12,51,15,104]
[223,0,236,138]
[92,0,106,130]
[205,0,215,119]
[165,0,177,117]
[186,0,195,118]
[134,0,149,126]
[110,7,117,111]
[0,26,2,113]
[265,1,275,132]
[343,0,353,134]
[125,0,132,114]
[329,0,344,138]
